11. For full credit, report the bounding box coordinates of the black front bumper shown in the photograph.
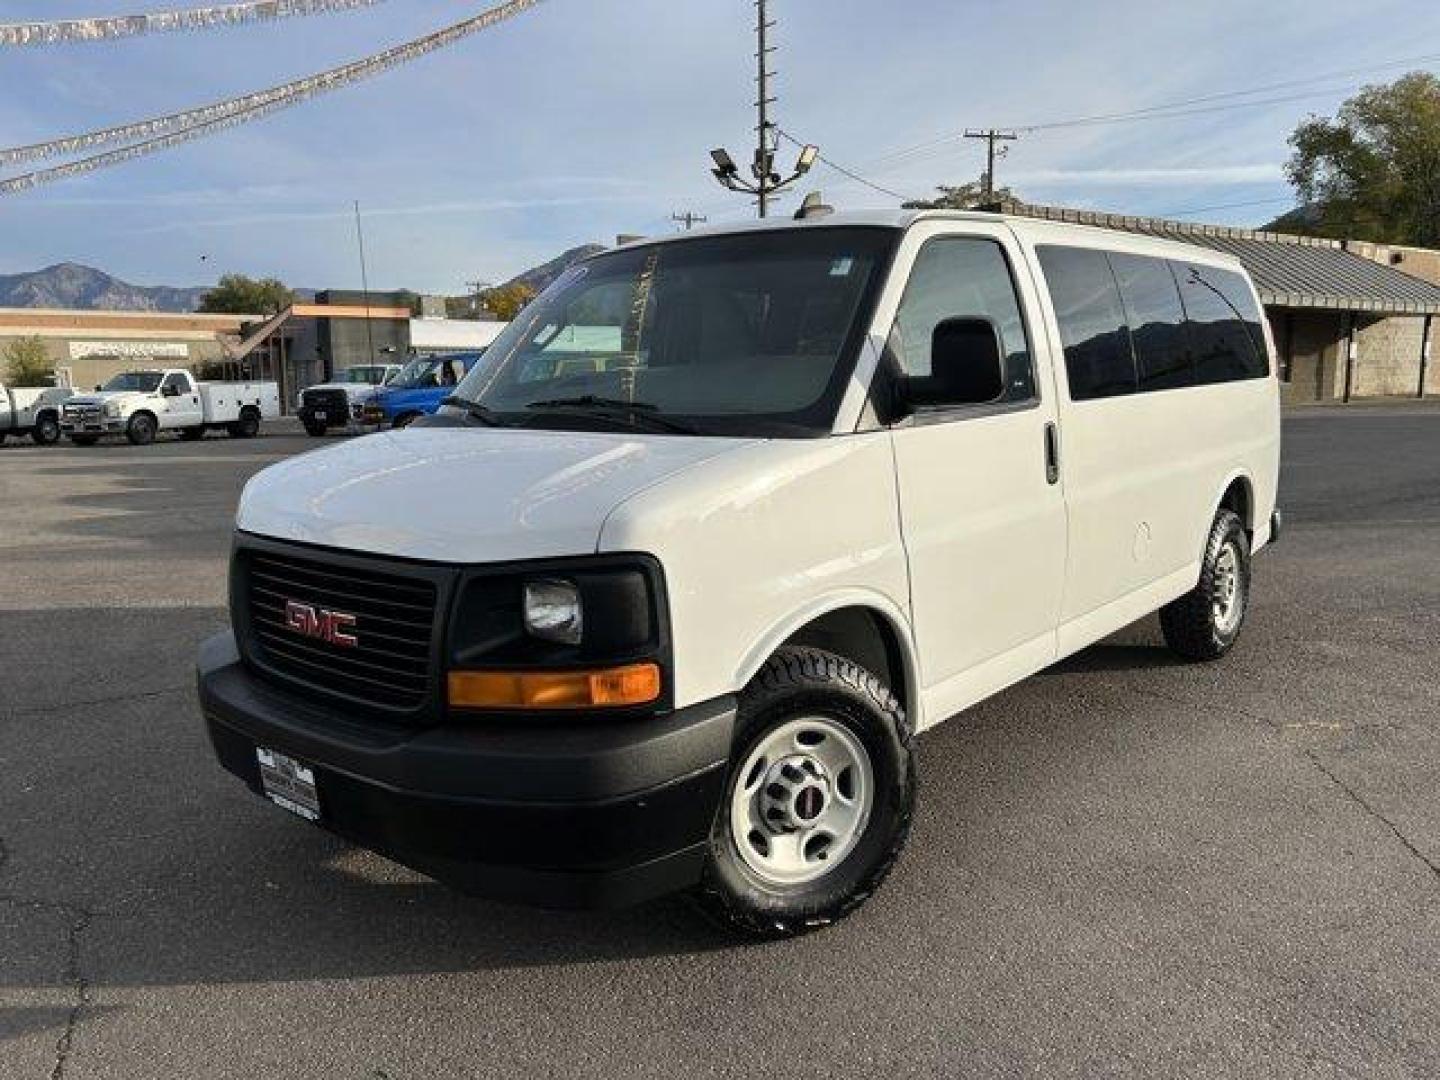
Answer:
[197,632,736,909]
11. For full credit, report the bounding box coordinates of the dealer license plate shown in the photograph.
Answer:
[256,747,321,822]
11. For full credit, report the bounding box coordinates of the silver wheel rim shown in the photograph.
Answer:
[729,716,874,887]
[1212,541,1244,635]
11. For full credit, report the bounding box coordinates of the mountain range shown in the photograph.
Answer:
[0,245,609,315]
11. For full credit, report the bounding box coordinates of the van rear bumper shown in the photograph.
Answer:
[196,631,735,908]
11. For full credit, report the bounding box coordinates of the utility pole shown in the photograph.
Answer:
[354,200,376,370]
[708,0,818,218]
[754,0,775,217]
[671,211,708,231]
[964,128,1018,199]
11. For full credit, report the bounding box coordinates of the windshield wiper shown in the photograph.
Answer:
[523,396,701,435]
[441,395,507,427]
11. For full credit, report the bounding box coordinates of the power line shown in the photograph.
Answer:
[1157,195,1296,218]
[775,129,911,202]
[864,49,1440,169]
[0,0,546,193]
[0,0,386,47]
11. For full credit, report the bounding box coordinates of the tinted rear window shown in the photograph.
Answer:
[1174,263,1269,383]
[1108,253,1192,392]
[1036,246,1136,400]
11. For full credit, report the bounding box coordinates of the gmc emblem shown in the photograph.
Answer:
[284,600,359,648]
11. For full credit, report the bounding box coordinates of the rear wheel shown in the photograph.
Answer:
[126,413,157,446]
[1160,508,1251,661]
[31,413,61,446]
[228,408,261,439]
[696,647,915,937]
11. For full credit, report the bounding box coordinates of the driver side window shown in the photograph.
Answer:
[161,373,189,396]
[889,238,1035,403]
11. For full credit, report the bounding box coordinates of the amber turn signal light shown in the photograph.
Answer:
[447,663,662,710]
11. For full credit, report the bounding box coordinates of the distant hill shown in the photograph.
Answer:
[1260,205,1322,235]
[0,245,609,316]
[0,262,209,313]
[503,243,607,293]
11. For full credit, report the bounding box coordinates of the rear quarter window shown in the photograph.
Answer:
[1174,263,1269,383]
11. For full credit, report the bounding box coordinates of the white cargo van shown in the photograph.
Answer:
[197,211,1280,935]
[62,368,280,445]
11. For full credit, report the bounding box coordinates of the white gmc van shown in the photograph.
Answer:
[197,211,1280,936]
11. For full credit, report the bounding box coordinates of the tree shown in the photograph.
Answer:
[198,274,294,316]
[903,178,1019,211]
[3,336,54,386]
[1285,72,1440,246]
[478,283,537,321]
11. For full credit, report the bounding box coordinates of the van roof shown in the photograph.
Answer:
[615,209,1249,273]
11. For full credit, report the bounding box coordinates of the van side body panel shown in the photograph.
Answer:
[597,435,913,720]
[1008,221,1281,659]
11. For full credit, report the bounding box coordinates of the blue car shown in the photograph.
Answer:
[365,353,485,429]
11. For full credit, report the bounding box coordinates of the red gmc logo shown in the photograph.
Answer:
[284,600,359,648]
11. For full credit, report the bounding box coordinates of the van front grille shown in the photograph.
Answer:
[240,547,440,712]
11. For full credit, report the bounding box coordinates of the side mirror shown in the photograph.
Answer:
[900,317,1006,410]
[94,385,103,392]
[162,383,181,397]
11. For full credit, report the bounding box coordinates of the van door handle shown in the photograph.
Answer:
[1044,422,1060,485]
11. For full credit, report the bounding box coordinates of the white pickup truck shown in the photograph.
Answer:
[61,369,280,446]
[296,362,402,437]
[1,383,73,446]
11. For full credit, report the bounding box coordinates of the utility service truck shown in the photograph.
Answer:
[0,383,73,446]
[62,369,280,446]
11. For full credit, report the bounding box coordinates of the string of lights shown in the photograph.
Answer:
[0,0,545,190]
[0,0,386,47]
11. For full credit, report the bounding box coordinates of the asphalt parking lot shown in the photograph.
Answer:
[2,409,1438,1078]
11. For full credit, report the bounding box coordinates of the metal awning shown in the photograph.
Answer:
[1014,204,1440,316]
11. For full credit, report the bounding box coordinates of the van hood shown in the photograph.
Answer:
[236,426,757,563]
[64,390,146,409]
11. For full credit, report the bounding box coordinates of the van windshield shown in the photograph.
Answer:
[448,227,897,437]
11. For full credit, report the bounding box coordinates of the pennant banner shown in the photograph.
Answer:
[0,0,545,191]
[1,1,385,47]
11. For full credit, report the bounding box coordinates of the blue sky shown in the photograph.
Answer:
[0,0,1437,293]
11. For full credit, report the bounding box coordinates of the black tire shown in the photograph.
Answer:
[179,426,206,442]
[302,419,328,437]
[695,646,915,937]
[393,412,420,429]
[229,408,261,439]
[31,412,61,446]
[1160,508,1251,662]
[126,413,157,446]
[69,435,99,447]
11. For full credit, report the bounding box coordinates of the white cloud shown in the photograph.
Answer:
[1008,164,1285,187]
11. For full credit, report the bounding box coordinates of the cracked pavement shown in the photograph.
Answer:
[1,413,1438,1078]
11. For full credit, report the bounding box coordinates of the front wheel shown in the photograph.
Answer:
[696,647,915,937]
[126,413,157,446]
[31,413,61,446]
[1160,508,1251,661]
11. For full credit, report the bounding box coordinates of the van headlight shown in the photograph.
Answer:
[446,557,668,713]
[524,578,583,644]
